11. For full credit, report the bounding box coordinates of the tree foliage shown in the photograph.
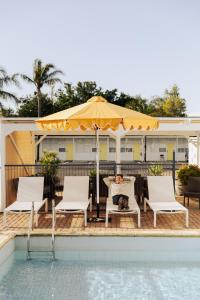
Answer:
[54,81,101,111]
[149,85,186,117]
[17,94,54,117]
[2,74,187,118]
[54,81,150,114]
[124,95,150,114]
[163,85,186,117]
[0,103,15,117]
[20,59,63,117]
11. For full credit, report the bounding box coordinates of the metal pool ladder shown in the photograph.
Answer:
[26,200,55,260]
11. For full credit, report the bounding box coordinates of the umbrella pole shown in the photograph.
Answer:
[88,127,105,223]
[96,127,100,218]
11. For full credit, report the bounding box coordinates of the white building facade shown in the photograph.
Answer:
[39,135,188,162]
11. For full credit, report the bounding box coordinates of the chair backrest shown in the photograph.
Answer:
[188,176,200,192]
[16,177,44,202]
[147,176,175,202]
[62,176,89,202]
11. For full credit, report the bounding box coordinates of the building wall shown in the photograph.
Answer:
[146,137,188,161]
[6,131,35,164]
[39,136,188,162]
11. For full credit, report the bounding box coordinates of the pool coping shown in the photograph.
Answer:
[0,233,15,250]
[1,229,200,238]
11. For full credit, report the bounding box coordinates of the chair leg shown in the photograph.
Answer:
[183,196,185,206]
[54,211,57,231]
[89,199,92,212]
[35,213,39,227]
[45,199,48,213]
[153,211,157,228]
[187,197,189,207]
[84,210,87,227]
[144,199,147,212]
[52,208,55,233]
[185,210,189,228]
[137,211,141,228]
[3,211,7,228]
[105,211,109,228]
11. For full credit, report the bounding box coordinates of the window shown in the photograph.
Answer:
[121,147,132,153]
[159,148,166,152]
[178,148,186,153]
[59,148,66,152]
[109,147,116,153]
[92,148,97,152]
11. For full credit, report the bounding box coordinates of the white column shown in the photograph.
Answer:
[96,129,100,205]
[0,122,6,211]
[197,134,200,166]
[116,135,121,173]
[188,134,200,166]
[141,136,144,161]
[175,136,178,160]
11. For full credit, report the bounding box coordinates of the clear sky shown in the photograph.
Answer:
[1,0,200,113]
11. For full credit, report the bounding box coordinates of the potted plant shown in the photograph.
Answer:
[148,164,163,176]
[40,151,60,199]
[176,164,200,195]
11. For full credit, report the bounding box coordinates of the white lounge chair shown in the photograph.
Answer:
[144,176,189,227]
[104,177,141,228]
[54,176,91,227]
[4,176,47,228]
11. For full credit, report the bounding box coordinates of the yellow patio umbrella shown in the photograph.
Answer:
[36,96,159,219]
[36,96,158,131]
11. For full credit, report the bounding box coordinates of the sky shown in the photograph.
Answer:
[1,0,200,113]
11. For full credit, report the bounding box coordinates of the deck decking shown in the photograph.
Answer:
[1,197,200,237]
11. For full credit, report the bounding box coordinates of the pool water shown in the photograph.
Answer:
[1,254,200,300]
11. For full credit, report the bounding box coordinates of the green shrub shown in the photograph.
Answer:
[89,169,97,177]
[177,164,200,185]
[148,165,163,176]
[40,151,60,179]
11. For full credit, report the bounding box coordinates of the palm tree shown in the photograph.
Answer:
[21,59,63,117]
[0,67,19,102]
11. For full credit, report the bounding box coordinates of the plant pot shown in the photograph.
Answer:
[175,179,188,196]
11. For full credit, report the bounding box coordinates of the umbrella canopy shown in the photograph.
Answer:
[36,96,159,131]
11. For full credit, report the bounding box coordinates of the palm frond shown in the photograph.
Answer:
[44,78,62,86]
[0,67,7,77]
[10,74,21,87]
[43,63,55,74]
[20,74,35,85]
[33,59,42,68]
[0,90,18,102]
[46,70,64,78]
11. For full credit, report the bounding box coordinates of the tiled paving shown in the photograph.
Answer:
[1,197,200,237]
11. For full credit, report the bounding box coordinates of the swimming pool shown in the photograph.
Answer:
[1,255,200,299]
[1,236,200,299]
